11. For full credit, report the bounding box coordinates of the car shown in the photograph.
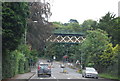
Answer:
[47,59,53,63]
[37,63,51,77]
[82,67,98,79]
[60,64,65,68]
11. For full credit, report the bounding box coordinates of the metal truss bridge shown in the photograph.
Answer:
[46,33,86,43]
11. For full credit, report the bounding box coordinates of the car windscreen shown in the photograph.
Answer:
[39,64,48,69]
[86,68,96,72]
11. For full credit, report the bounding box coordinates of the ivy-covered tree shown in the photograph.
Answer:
[2,2,29,78]
[2,2,29,52]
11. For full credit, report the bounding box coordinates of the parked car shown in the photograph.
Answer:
[37,63,51,77]
[82,67,98,79]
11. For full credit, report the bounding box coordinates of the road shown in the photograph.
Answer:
[29,59,118,81]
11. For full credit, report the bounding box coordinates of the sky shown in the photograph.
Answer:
[49,0,120,24]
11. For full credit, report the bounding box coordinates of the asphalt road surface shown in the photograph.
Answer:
[29,59,118,81]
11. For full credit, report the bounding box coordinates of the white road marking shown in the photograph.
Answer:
[67,78,71,79]
[30,73,36,79]
[53,76,56,79]
[52,75,56,79]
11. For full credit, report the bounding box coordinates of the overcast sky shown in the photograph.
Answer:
[49,0,119,24]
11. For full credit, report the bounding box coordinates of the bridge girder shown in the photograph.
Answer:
[46,34,86,43]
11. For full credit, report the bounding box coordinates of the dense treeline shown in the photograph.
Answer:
[45,13,120,79]
[2,1,119,80]
[2,1,52,79]
[2,2,31,78]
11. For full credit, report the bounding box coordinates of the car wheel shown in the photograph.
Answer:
[84,74,87,78]
[82,74,84,77]
[38,74,40,77]
[49,74,51,77]
[96,77,98,79]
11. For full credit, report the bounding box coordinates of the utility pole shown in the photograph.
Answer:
[81,52,82,69]
[25,19,27,45]
[25,28,27,44]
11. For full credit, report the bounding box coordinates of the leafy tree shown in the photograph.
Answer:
[2,2,29,79]
[98,12,120,45]
[52,21,83,34]
[2,2,29,52]
[69,19,79,23]
[81,19,97,32]
[27,2,52,51]
[98,12,115,32]
[110,17,120,44]
[100,43,117,68]
[67,22,81,32]
[81,29,109,72]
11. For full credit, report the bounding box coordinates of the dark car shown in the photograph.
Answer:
[47,59,53,63]
[37,63,51,77]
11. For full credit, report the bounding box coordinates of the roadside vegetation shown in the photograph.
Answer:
[2,1,119,80]
[99,73,120,80]
[2,1,51,79]
[45,13,120,80]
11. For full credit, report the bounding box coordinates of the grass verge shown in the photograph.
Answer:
[99,73,120,80]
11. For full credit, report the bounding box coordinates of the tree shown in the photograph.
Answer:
[2,2,29,52]
[98,12,115,32]
[81,29,110,72]
[100,43,117,68]
[27,2,52,51]
[69,19,79,23]
[81,19,97,32]
[67,22,81,32]
[2,2,29,78]
[98,12,120,45]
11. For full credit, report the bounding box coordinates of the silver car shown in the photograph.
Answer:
[37,63,51,77]
[82,67,98,79]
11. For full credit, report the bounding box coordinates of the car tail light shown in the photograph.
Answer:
[48,66,51,69]
[38,65,40,70]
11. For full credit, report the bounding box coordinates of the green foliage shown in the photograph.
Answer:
[81,19,97,31]
[2,2,29,51]
[30,49,38,62]
[52,21,84,35]
[2,50,25,78]
[2,44,38,79]
[45,42,81,62]
[81,29,110,71]
[98,12,120,45]
[99,73,119,80]
[100,43,117,67]
[2,2,29,79]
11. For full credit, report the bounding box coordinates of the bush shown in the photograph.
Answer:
[24,59,30,73]
[2,44,39,79]
[2,50,17,78]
